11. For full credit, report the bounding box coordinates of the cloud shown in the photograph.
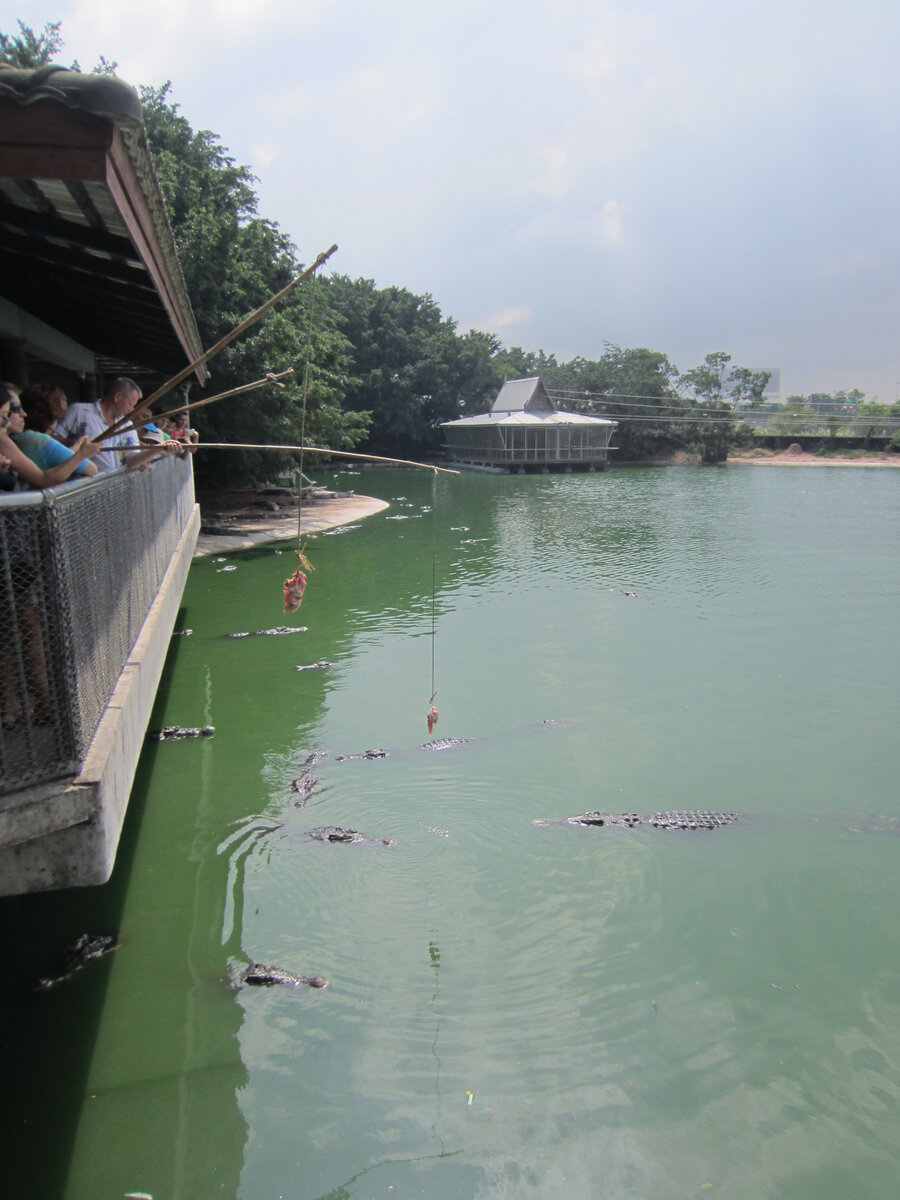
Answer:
[531,145,574,198]
[251,142,279,169]
[592,199,624,248]
[474,306,533,336]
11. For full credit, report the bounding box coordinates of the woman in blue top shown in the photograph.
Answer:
[5,385,98,483]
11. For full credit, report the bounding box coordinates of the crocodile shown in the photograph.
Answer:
[239,962,328,989]
[535,810,900,835]
[420,737,475,751]
[291,772,320,806]
[533,810,741,831]
[333,748,390,761]
[294,660,335,671]
[33,933,118,991]
[305,825,395,846]
[148,725,215,742]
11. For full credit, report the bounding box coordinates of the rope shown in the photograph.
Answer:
[194,443,459,474]
[295,270,318,570]
[430,468,437,705]
[426,468,440,733]
[281,272,321,612]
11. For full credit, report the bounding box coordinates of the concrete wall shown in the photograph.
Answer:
[0,505,199,894]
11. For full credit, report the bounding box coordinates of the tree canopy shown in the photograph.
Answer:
[0,20,65,67]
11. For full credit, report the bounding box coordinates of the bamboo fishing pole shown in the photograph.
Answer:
[193,442,460,476]
[99,244,338,442]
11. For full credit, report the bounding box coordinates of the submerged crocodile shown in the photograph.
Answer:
[420,737,475,751]
[148,725,215,742]
[535,810,900,834]
[291,772,320,806]
[225,626,307,639]
[238,962,328,989]
[305,825,395,846]
[33,933,118,991]
[534,810,741,831]
[333,748,389,761]
[310,720,569,768]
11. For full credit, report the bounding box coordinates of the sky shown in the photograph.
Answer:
[10,0,900,401]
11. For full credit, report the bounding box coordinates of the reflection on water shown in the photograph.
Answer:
[3,466,900,1199]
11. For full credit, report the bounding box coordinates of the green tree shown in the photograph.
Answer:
[565,345,683,460]
[679,352,732,408]
[324,276,481,453]
[0,20,65,67]
[493,346,560,383]
[679,353,774,462]
[727,366,771,409]
[140,84,369,485]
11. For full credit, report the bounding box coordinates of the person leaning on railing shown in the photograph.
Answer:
[0,386,98,488]
[55,376,182,472]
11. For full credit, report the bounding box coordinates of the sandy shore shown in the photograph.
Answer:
[727,447,900,467]
[193,490,389,557]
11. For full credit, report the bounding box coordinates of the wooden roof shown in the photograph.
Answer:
[0,65,205,384]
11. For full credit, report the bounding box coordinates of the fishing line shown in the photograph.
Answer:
[426,468,440,734]
[282,270,319,612]
[295,269,318,567]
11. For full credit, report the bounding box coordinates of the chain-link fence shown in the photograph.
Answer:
[0,457,195,795]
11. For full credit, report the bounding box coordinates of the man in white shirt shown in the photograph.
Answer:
[56,377,178,472]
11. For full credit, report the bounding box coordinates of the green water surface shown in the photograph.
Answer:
[3,465,899,1199]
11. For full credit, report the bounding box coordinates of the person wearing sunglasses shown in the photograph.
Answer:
[9,385,98,481]
[0,388,99,488]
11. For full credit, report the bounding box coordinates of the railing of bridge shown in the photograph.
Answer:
[0,457,194,795]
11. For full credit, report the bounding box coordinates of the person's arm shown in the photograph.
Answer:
[0,433,98,487]
[30,431,98,477]
[122,441,183,471]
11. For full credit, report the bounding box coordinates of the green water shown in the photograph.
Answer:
[3,465,900,1199]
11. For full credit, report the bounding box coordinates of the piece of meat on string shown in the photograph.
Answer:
[283,547,314,612]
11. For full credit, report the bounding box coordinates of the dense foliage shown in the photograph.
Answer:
[0,19,65,67]
[139,84,371,487]
[7,21,887,477]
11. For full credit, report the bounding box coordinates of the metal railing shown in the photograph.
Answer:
[0,457,195,795]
